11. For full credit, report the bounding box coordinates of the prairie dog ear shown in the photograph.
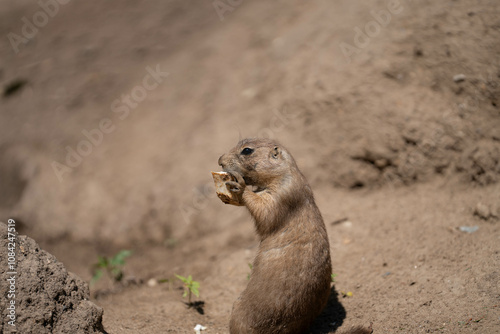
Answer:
[271,146,281,159]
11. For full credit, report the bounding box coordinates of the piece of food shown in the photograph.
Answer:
[211,171,244,206]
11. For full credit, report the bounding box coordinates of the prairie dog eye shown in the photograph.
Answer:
[241,148,254,155]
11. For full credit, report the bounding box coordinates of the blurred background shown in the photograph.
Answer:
[1,0,499,332]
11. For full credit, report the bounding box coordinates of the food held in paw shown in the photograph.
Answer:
[211,171,244,206]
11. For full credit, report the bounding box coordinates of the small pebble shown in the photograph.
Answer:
[474,203,490,219]
[453,74,466,82]
[194,324,207,334]
[459,226,479,234]
[147,278,158,287]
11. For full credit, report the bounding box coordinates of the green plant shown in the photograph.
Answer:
[247,263,253,280]
[331,273,337,283]
[91,250,132,286]
[175,274,200,304]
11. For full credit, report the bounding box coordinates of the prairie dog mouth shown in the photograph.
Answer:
[224,170,253,186]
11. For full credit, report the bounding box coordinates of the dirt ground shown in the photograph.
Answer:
[1,0,499,333]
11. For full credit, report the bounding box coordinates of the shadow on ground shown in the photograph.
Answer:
[309,286,346,334]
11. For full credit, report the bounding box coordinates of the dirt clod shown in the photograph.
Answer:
[0,223,106,334]
[474,203,491,220]
[458,142,500,185]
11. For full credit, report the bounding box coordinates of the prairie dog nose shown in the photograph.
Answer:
[218,154,226,168]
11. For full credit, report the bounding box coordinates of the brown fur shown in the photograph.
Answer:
[218,138,332,334]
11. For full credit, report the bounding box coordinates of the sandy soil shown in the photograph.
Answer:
[1,0,499,333]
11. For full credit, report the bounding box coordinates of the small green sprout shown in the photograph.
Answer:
[331,273,337,283]
[247,263,253,280]
[91,250,132,286]
[175,274,200,304]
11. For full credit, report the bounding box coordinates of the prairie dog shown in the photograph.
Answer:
[218,138,332,333]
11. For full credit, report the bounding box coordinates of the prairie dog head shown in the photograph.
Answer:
[218,138,297,188]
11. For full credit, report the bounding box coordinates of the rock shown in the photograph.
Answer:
[459,226,479,233]
[194,324,207,334]
[453,74,466,82]
[0,222,106,334]
[474,203,491,220]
